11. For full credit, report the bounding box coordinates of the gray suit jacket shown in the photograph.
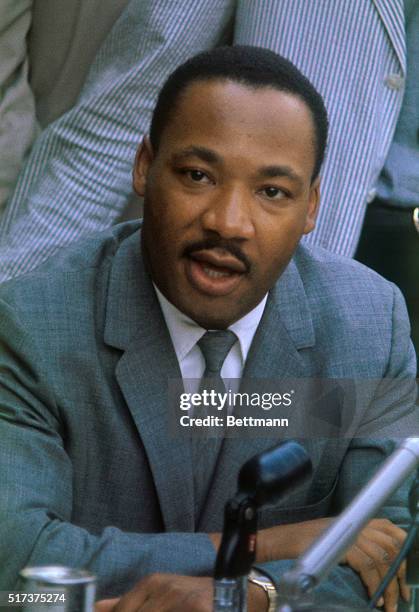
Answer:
[0,222,417,605]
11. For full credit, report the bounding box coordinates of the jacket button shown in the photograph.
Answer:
[366,188,377,203]
[385,73,404,90]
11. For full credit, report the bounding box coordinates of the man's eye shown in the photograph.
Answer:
[261,186,286,200]
[177,168,213,186]
[188,170,208,182]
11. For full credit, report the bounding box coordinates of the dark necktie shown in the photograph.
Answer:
[192,330,237,520]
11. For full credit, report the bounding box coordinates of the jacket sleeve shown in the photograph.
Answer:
[0,0,235,282]
[0,295,216,599]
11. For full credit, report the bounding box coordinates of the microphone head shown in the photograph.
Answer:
[237,441,312,507]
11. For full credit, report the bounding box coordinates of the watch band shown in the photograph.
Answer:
[248,568,278,612]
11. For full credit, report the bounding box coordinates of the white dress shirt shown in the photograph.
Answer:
[154,284,267,393]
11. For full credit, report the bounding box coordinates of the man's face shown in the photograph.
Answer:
[134,80,320,329]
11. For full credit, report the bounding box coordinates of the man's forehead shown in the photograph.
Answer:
[166,78,315,144]
[159,79,317,181]
[177,77,307,112]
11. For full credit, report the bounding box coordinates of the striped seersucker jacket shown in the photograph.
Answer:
[0,0,406,280]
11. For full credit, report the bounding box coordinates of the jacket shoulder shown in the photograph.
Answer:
[294,243,397,309]
[0,221,141,310]
[292,245,414,377]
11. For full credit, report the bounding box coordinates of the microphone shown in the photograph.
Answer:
[213,441,312,611]
[237,440,314,508]
[278,438,419,609]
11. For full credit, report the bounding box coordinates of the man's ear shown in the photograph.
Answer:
[303,176,320,235]
[133,136,154,197]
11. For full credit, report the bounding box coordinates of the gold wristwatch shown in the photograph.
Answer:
[248,568,278,612]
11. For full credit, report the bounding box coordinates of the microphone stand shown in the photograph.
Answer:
[213,493,257,612]
[213,441,312,612]
[277,438,419,611]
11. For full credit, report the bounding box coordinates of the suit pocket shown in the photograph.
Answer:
[258,476,339,528]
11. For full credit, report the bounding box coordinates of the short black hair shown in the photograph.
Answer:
[149,45,328,182]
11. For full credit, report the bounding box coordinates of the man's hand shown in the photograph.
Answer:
[95,575,212,612]
[95,574,267,612]
[341,518,409,612]
[256,517,409,611]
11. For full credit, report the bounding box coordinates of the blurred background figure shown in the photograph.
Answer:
[0,0,128,210]
[0,0,37,212]
[28,0,129,126]
[355,0,419,367]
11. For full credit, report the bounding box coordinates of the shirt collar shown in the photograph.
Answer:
[154,284,267,364]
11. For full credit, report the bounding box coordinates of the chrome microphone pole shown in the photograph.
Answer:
[277,438,419,610]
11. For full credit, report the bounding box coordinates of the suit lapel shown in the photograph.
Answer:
[104,229,195,532]
[241,257,315,380]
[372,0,406,72]
[198,257,317,529]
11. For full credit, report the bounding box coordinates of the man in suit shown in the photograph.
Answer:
[0,47,417,611]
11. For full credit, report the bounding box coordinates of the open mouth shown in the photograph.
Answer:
[185,248,247,296]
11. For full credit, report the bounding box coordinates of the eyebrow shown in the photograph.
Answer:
[171,146,220,165]
[171,148,304,189]
[258,165,304,189]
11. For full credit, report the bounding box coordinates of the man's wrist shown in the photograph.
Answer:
[257,524,298,562]
[247,580,270,612]
[257,519,333,563]
[248,569,278,612]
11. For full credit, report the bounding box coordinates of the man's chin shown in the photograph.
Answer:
[177,296,245,330]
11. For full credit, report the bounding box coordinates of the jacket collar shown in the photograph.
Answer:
[372,0,406,73]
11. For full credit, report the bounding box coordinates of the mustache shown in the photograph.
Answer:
[183,238,251,273]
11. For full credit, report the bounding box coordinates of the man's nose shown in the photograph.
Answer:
[200,186,255,239]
